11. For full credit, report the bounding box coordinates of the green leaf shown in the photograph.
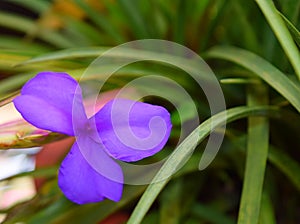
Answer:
[0,36,51,52]
[230,0,259,52]
[172,0,188,44]
[0,73,34,96]
[238,84,269,224]
[258,191,276,224]
[17,46,216,87]
[220,78,261,85]
[5,0,50,13]
[127,105,279,224]
[205,46,300,113]
[198,0,227,51]
[276,0,300,24]
[255,0,300,79]
[280,12,300,48]
[73,0,125,44]
[17,47,109,65]
[117,0,150,38]
[227,132,300,193]
[63,16,111,45]
[0,11,75,48]
[32,186,145,224]
[3,180,144,224]
[0,51,33,69]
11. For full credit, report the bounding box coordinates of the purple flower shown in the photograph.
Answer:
[13,71,172,204]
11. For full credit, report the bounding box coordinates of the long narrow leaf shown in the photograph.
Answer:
[258,191,276,224]
[0,11,74,48]
[238,84,269,224]
[17,46,217,86]
[205,46,300,113]
[127,105,279,223]
[227,133,300,193]
[73,0,125,44]
[255,0,300,79]
[5,0,50,13]
[117,0,150,38]
[280,12,300,48]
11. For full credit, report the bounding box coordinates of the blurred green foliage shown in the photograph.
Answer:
[0,0,299,223]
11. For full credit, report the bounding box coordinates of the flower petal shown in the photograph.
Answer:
[13,72,86,135]
[91,99,172,162]
[58,135,123,204]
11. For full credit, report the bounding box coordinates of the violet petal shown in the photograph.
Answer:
[13,71,86,135]
[58,135,123,204]
[91,99,172,162]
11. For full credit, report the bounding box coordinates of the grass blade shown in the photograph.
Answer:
[5,0,50,13]
[16,46,217,85]
[258,191,276,224]
[231,1,259,53]
[227,133,300,193]
[0,36,51,52]
[237,84,269,224]
[73,0,125,44]
[255,0,300,79]
[64,17,111,45]
[280,12,300,48]
[172,0,188,44]
[0,11,75,48]
[205,46,300,113]
[117,0,150,38]
[127,105,279,224]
